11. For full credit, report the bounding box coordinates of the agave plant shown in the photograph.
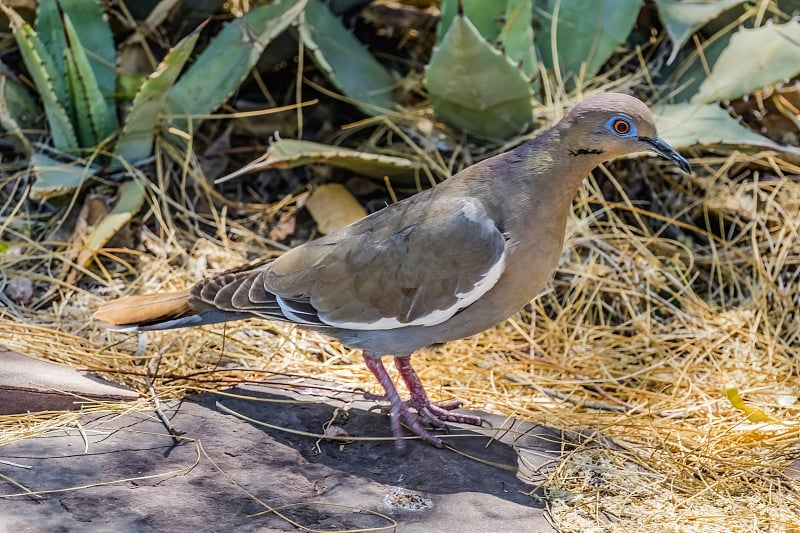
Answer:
[424,0,800,151]
[0,0,307,289]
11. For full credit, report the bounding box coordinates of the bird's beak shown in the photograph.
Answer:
[639,136,691,174]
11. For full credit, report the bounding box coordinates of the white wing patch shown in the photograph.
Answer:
[326,247,506,331]
[275,295,321,325]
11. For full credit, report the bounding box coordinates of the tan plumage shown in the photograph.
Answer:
[96,93,691,449]
[94,290,193,326]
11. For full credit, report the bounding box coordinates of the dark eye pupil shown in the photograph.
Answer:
[615,120,629,133]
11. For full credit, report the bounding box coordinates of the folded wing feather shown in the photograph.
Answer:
[191,195,507,331]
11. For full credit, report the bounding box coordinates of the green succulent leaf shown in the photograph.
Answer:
[30,152,99,200]
[60,0,116,116]
[0,64,40,131]
[62,11,112,147]
[1,4,78,151]
[692,20,800,103]
[654,102,800,158]
[166,0,307,133]
[666,32,731,103]
[33,0,69,116]
[0,68,41,155]
[777,0,800,12]
[37,0,117,132]
[536,0,641,83]
[116,72,148,103]
[299,0,397,115]
[63,48,93,147]
[438,0,505,43]
[115,27,201,164]
[426,13,532,139]
[498,0,538,80]
[652,0,746,65]
[328,0,372,13]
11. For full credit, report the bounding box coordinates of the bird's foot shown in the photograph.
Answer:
[362,353,487,449]
[396,355,484,428]
[393,404,447,449]
[364,392,448,443]
[365,397,465,427]
[407,398,484,428]
[363,354,447,449]
[364,392,449,448]
[365,387,483,428]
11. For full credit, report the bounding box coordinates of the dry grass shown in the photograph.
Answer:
[3,91,800,531]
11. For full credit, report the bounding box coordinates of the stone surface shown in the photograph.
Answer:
[0,382,563,532]
[0,348,139,415]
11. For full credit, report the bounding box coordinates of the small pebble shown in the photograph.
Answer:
[4,277,33,304]
[323,425,350,439]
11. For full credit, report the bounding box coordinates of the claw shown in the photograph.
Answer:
[419,402,483,427]
[362,352,483,450]
[395,355,484,428]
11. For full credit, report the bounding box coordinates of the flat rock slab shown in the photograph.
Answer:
[0,382,562,532]
[0,348,139,414]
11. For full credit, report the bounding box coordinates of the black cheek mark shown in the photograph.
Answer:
[569,148,604,156]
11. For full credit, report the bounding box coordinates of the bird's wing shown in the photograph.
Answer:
[192,194,507,330]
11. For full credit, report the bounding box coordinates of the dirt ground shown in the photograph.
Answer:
[0,378,564,532]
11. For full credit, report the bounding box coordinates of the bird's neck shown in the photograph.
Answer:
[521,127,599,208]
[494,128,602,260]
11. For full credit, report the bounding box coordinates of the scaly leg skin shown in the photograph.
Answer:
[362,352,445,450]
[394,355,484,428]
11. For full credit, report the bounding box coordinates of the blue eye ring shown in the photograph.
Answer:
[605,116,637,138]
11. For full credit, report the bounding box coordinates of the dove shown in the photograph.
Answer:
[96,93,690,449]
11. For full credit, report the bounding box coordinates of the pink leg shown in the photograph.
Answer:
[394,356,483,427]
[362,352,444,449]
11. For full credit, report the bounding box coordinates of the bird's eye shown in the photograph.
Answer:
[604,116,638,138]
[613,119,631,135]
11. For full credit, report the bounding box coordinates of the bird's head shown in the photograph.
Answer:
[559,93,691,174]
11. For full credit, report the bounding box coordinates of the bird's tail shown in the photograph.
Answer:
[94,291,252,331]
[94,289,245,332]
[94,290,195,329]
